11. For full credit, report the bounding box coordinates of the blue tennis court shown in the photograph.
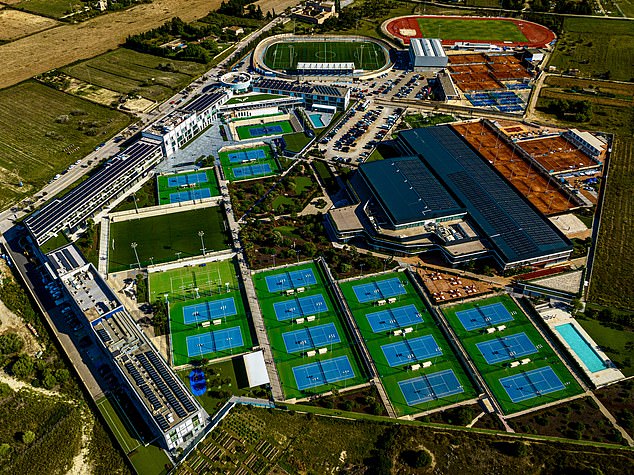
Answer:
[228,149,266,163]
[398,369,464,406]
[366,304,423,333]
[273,294,328,321]
[249,125,284,138]
[382,335,442,367]
[476,332,538,364]
[183,298,237,325]
[169,188,212,203]
[265,268,318,293]
[167,172,208,188]
[499,366,565,403]
[292,355,355,391]
[233,163,272,179]
[353,277,407,303]
[186,326,244,357]
[282,322,340,353]
[456,302,515,331]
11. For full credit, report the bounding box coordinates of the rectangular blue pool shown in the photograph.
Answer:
[555,323,607,373]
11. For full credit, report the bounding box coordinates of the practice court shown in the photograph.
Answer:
[476,332,538,364]
[228,149,267,163]
[456,302,515,331]
[398,369,464,406]
[248,125,284,138]
[499,366,565,403]
[265,268,318,292]
[366,304,424,332]
[167,172,208,188]
[282,323,340,353]
[183,298,237,325]
[381,335,442,367]
[353,277,407,303]
[233,163,272,179]
[169,188,212,203]
[292,355,355,390]
[273,294,328,321]
[186,326,244,357]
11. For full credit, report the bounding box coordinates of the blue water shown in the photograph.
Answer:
[309,113,325,127]
[555,323,607,373]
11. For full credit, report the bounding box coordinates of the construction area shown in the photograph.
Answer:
[452,121,579,215]
[413,267,497,304]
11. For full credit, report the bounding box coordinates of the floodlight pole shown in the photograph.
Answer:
[132,192,139,214]
[198,230,206,255]
[131,242,141,269]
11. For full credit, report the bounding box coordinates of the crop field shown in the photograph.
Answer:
[339,272,476,416]
[150,259,254,366]
[61,48,208,102]
[589,137,634,311]
[442,295,583,414]
[264,41,387,71]
[549,18,634,82]
[0,81,131,210]
[108,207,231,272]
[253,262,367,400]
[0,9,60,42]
[12,0,83,19]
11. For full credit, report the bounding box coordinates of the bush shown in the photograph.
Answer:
[21,431,35,445]
[11,354,34,379]
[401,448,432,468]
[0,333,24,355]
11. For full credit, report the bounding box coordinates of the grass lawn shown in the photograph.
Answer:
[549,17,634,82]
[235,120,293,140]
[588,137,634,310]
[339,272,476,416]
[283,131,312,153]
[264,41,387,71]
[0,81,131,210]
[160,260,254,366]
[442,295,583,415]
[108,207,230,272]
[403,113,455,129]
[417,18,527,42]
[226,93,284,104]
[157,168,220,205]
[218,145,280,182]
[95,395,143,455]
[61,48,208,102]
[39,232,70,254]
[577,317,634,376]
[253,262,368,399]
[13,0,83,18]
[111,177,158,212]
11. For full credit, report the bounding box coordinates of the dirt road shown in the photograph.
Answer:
[0,0,300,89]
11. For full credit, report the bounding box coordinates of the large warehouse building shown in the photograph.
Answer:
[327,125,573,270]
[409,38,448,71]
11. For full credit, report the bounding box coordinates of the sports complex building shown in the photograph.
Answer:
[327,125,573,270]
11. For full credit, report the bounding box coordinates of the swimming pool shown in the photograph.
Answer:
[555,323,607,373]
[309,113,325,128]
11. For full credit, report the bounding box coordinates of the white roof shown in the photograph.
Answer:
[569,129,606,151]
[410,38,446,58]
[243,351,270,388]
[297,62,355,70]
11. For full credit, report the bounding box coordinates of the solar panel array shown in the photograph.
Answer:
[96,328,112,343]
[398,126,571,264]
[25,139,161,244]
[254,78,345,97]
[180,92,227,113]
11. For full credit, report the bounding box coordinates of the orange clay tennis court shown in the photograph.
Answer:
[452,122,578,215]
[517,136,599,174]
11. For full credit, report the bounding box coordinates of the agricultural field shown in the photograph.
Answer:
[264,40,387,71]
[0,80,131,210]
[12,0,83,19]
[549,17,634,82]
[588,137,634,311]
[61,48,209,102]
[0,9,59,42]
[108,206,231,272]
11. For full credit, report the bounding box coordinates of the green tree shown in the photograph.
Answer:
[12,354,34,379]
[0,333,24,354]
[0,443,11,458]
[21,431,35,445]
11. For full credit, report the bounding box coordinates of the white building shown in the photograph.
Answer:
[409,38,448,71]
[564,129,607,161]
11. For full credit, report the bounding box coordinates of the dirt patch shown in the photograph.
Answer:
[253,0,298,15]
[0,9,60,42]
[0,261,44,356]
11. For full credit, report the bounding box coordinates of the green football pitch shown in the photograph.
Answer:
[417,18,527,43]
[253,263,368,400]
[442,295,583,414]
[263,41,387,71]
[108,207,231,272]
[149,259,254,366]
[339,272,476,416]
[218,145,281,182]
[156,169,220,205]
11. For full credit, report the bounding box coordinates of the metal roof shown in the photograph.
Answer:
[411,38,446,58]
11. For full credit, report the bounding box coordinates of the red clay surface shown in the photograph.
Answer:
[517,136,599,174]
[385,16,555,48]
[447,53,531,92]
